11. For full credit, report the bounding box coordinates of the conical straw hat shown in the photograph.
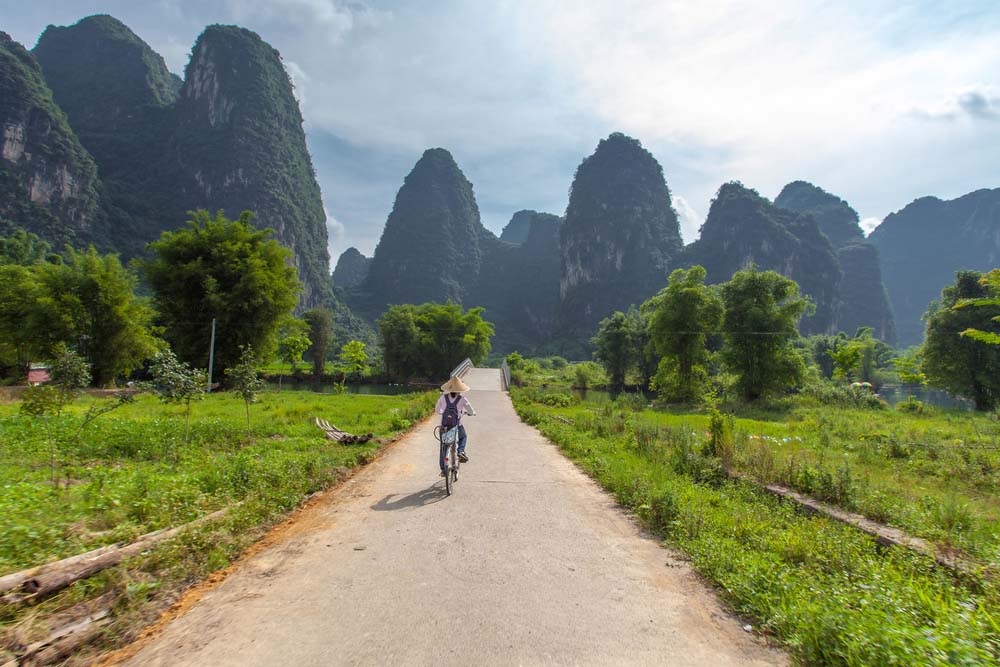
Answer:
[441,376,470,393]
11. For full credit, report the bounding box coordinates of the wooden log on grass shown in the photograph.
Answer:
[0,543,121,595]
[15,611,111,666]
[2,507,231,606]
[8,593,117,666]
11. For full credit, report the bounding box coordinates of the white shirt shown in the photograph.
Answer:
[435,393,475,423]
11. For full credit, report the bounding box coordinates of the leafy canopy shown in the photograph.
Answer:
[0,246,160,384]
[143,210,300,377]
[923,270,1000,411]
[378,302,494,380]
[303,308,333,377]
[642,265,723,401]
[592,311,640,390]
[720,266,811,401]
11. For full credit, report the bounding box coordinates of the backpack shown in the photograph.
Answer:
[441,394,461,428]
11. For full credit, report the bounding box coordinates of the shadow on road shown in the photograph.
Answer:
[371,485,445,511]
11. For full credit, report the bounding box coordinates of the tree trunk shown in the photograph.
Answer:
[245,400,252,439]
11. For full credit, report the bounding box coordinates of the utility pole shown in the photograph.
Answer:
[207,318,216,393]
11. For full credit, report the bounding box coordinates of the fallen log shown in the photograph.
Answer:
[0,544,121,595]
[2,507,231,606]
[312,418,372,444]
[759,482,990,579]
[17,611,110,666]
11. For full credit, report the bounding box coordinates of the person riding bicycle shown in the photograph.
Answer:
[436,376,476,473]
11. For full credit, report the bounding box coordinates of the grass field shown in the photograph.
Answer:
[512,387,1000,665]
[0,389,435,575]
[0,387,435,662]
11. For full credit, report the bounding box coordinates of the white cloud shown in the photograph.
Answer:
[8,1,999,254]
[324,206,346,268]
[671,195,701,244]
[859,217,882,237]
[284,60,308,106]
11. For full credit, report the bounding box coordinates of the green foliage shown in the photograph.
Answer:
[512,392,1000,664]
[892,347,926,385]
[0,246,160,384]
[800,381,886,410]
[147,348,206,445]
[505,351,525,370]
[828,342,863,381]
[720,266,810,401]
[303,308,333,378]
[276,317,311,372]
[0,386,435,616]
[957,269,1000,346]
[923,270,1000,411]
[643,265,723,401]
[592,311,640,389]
[0,229,55,265]
[225,346,265,439]
[339,340,368,381]
[48,342,92,390]
[684,182,840,335]
[377,302,494,380]
[870,189,1000,346]
[144,210,300,378]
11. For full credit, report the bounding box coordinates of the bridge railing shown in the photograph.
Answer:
[451,358,474,378]
[500,359,511,391]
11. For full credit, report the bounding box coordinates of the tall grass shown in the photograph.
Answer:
[513,390,1000,665]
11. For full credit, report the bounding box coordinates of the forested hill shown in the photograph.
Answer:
[680,182,842,335]
[870,188,1000,346]
[558,133,683,334]
[1,14,333,307]
[774,180,864,248]
[0,32,103,247]
[773,181,896,342]
[359,148,492,313]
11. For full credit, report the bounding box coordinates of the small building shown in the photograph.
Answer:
[27,364,50,386]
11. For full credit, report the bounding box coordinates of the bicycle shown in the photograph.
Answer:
[434,424,460,495]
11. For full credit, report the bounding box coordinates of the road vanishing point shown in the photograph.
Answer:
[122,368,786,666]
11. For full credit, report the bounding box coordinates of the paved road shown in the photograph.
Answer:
[123,369,786,666]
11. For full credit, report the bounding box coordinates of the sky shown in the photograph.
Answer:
[4,0,999,264]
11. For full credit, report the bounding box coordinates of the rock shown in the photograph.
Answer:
[558,132,683,335]
[869,188,1000,345]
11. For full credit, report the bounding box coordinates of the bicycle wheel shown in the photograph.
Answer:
[445,462,453,495]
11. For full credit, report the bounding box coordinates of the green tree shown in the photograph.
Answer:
[808,334,844,379]
[957,269,1000,345]
[378,306,419,379]
[339,340,368,381]
[643,266,723,401]
[892,347,926,386]
[277,317,311,373]
[147,348,207,447]
[225,345,265,439]
[720,267,810,401]
[592,311,638,390]
[143,210,300,378]
[0,229,56,265]
[923,270,1000,411]
[20,345,129,485]
[828,343,863,381]
[0,264,40,371]
[303,307,333,379]
[0,257,153,377]
[377,302,494,380]
[21,247,161,385]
